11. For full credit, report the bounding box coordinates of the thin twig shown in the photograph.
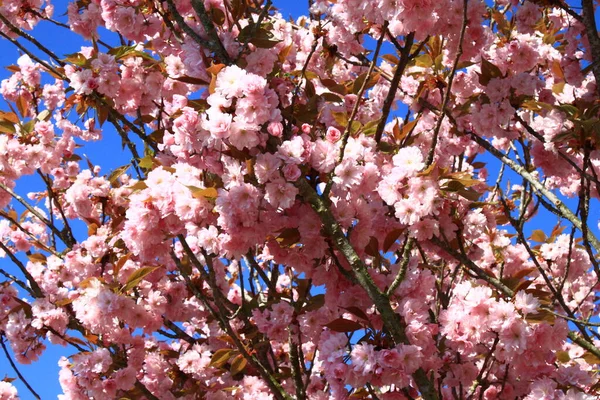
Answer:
[374,32,415,143]
[237,0,273,59]
[0,31,64,79]
[170,249,292,400]
[0,211,61,257]
[385,236,414,296]
[37,171,76,245]
[0,334,41,399]
[106,108,158,152]
[284,37,320,139]
[163,318,197,344]
[0,182,71,247]
[424,0,468,167]
[324,22,388,197]
[0,242,43,297]
[244,251,278,294]
[467,131,600,257]
[0,14,65,66]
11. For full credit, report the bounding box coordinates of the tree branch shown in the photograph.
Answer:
[581,0,600,96]
[467,131,600,255]
[0,241,43,297]
[190,0,232,64]
[295,177,438,400]
[0,182,72,248]
[385,236,414,296]
[0,334,41,399]
[170,249,292,400]
[374,32,415,143]
[425,0,468,167]
[164,0,214,50]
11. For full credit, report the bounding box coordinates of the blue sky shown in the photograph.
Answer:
[0,0,598,399]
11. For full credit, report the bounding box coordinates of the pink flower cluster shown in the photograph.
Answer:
[0,0,599,399]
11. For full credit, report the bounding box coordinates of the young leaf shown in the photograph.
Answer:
[324,318,363,332]
[187,186,218,199]
[121,266,159,293]
[230,354,247,375]
[107,165,130,185]
[210,349,234,368]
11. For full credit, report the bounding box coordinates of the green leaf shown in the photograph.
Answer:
[441,180,465,192]
[138,155,154,170]
[108,45,135,57]
[36,109,51,122]
[121,266,158,293]
[305,78,316,98]
[238,25,281,48]
[114,253,132,279]
[172,75,210,85]
[107,165,130,185]
[377,141,397,153]
[556,104,579,118]
[211,7,226,25]
[556,351,570,363]
[457,188,481,201]
[349,120,362,134]
[414,54,433,69]
[331,111,348,127]
[581,351,600,365]
[63,52,88,67]
[0,111,19,124]
[0,120,16,134]
[530,230,547,243]
[54,297,74,307]
[21,120,35,134]
[109,45,156,62]
[230,354,247,375]
[128,181,148,192]
[27,253,47,263]
[351,72,380,94]
[148,128,165,144]
[491,10,509,34]
[521,100,553,112]
[320,92,343,103]
[361,120,379,136]
[395,118,418,143]
[343,306,370,322]
[210,349,234,368]
[382,54,399,65]
[525,309,556,324]
[552,82,565,94]
[187,185,218,199]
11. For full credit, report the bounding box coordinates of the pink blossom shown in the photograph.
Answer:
[0,382,18,400]
[333,159,362,188]
[350,343,377,375]
[514,291,540,316]
[265,179,298,210]
[326,126,342,143]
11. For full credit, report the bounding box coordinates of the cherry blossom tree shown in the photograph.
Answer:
[0,0,600,398]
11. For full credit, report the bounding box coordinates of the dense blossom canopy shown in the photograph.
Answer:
[0,0,600,399]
